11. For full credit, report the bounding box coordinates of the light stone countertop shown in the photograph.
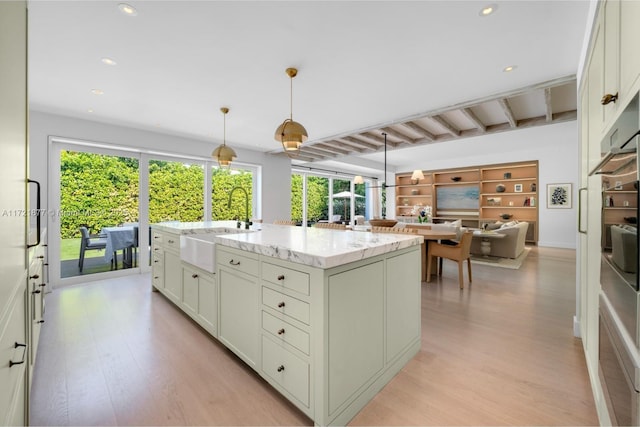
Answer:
[152,221,422,269]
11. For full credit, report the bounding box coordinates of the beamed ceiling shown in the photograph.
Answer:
[285,75,577,164]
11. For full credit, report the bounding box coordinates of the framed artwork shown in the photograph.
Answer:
[547,183,572,209]
[514,184,523,193]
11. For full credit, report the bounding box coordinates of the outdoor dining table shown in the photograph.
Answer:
[101,224,137,268]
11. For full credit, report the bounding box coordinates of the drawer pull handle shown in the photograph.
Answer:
[601,92,618,105]
[154,236,159,239]
[30,274,39,279]
[168,239,175,244]
[154,260,158,263]
[192,273,198,278]
[38,320,45,324]
[39,283,46,287]
[154,276,159,279]
[37,255,44,259]
[277,275,285,281]
[229,259,241,266]
[277,328,285,335]
[277,365,285,372]
[277,302,285,308]
[154,248,159,251]
[9,342,27,367]
[32,289,41,294]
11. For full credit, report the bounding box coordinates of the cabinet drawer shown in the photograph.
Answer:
[262,336,309,407]
[0,289,27,421]
[262,287,310,325]
[218,250,259,277]
[262,262,309,296]
[163,234,180,251]
[152,231,163,244]
[262,311,309,355]
[152,252,163,266]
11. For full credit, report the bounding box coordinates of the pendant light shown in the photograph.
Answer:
[274,67,308,152]
[212,107,237,168]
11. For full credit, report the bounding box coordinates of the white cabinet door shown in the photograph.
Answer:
[218,267,259,370]
[587,17,605,144]
[164,251,182,303]
[197,272,216,336]
[620,0,640,98]
[603,0,620,125]
[181,267,199,318]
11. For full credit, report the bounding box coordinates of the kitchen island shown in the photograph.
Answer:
[151,222,422,426]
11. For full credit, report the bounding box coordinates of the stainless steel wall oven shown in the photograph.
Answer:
[590,93,640,425]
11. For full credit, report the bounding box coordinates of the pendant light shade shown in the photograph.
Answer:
[212,107,237,168]
[275,67,308,152]
[354,175,364,184]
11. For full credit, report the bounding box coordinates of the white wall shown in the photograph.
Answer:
[29,110,292,224]
[391,121,579,249]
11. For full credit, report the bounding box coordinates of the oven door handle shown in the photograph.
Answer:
[578,187,587,234]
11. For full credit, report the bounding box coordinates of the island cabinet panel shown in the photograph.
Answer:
[386,251,421,363]
[196,272,217,336]
[218,248,260,370]
[327,260,385,415]
[262,335,310,407]
[164,251,182,304]
[181,268,199,318]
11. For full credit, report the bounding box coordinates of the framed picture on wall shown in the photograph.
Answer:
[547,183,572,209]
[514,184,523,193]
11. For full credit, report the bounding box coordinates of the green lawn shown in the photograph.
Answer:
[61,238,105,261]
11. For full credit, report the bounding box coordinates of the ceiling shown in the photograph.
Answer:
[28,0,591,172]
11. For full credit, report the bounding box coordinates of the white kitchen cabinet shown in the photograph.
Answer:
[218,247,260,370]
[164,251,182,304]
[620,0,640,99]
[151,231,164,291]
[182,265,217,336]
[602,0,620,126]
[151,223,421,426]
[28,241,46,375]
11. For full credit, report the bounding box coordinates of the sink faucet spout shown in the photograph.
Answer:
[228,187,251,229]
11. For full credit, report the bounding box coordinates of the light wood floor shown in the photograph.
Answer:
[30,246,599,426]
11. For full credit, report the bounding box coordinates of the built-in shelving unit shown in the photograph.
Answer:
[395,160,539,243]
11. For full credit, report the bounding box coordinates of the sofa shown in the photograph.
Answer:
[470,221,529,259]
[611,224,637,273]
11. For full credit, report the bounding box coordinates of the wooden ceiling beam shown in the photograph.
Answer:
[460,108,486,133]
[312,143,351,155]
[360,132,402,147]
[297,147,334,159]
[498,98,517,128]
[380,126,417,144]
[544,87,553,122]
[429,115,460,137]
[400,121,435,140]
[339,137,379,151]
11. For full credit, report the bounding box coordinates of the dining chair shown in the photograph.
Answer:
[273,219,297,226]
[314,222,347,230]
[78,226,108,273]
[426,231,473,289]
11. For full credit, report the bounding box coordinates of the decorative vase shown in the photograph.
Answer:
[411,189,419,195]
[531,183,537,192]
[403,198,409,206]
[496,184,506,193]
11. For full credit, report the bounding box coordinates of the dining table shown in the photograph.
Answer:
[101,224,137,268]
[411,229,457,282]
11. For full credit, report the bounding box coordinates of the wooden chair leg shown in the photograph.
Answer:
[458,261,464,289]
[467,258,472,284]
[426,254,433,282]
[438,257,443,276]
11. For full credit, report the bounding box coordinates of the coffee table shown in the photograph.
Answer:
[472,230,505,257]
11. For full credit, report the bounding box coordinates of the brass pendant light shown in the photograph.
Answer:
[212,107,237,168]
[274,67,308,152]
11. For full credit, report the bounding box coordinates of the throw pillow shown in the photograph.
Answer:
[486,222,502,230]
[501,220,518,228]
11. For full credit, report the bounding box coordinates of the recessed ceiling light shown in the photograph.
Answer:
[91,89,104,95]
[101,57,117,66]
[88,109,94,113]
[118,3,138,16]
[503,65,517,72]
[480,4,498,16]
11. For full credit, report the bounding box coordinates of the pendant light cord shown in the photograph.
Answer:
[290,75,293,121]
